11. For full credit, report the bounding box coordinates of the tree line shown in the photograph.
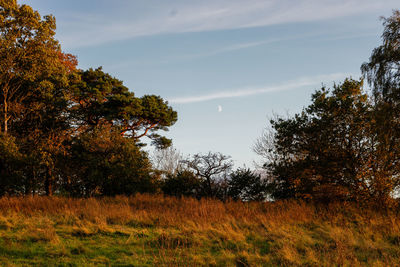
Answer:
[153,149,268,201]
[0,1,264,201]
[159,10,400,206]
[254,10,400,207]
[0,1,177,196]
[1,1,400,206]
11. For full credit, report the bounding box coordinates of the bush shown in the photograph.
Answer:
[228,168,268,201]
[162,170,201,198]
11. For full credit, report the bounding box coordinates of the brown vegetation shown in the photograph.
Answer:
[1,195,400,265]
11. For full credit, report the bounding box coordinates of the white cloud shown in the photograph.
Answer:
[180,39,284,60]
[168,73,351,104]
[105,36,300,71]
[46,0,399,48]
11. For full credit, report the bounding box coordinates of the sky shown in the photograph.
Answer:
[21,0,400,167]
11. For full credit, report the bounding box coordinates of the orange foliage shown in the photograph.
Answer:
[58,51,78,73]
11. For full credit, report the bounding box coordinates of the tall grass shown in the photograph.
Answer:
[0,195,399,266]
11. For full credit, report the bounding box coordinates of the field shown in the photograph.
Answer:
[0,195,399,266]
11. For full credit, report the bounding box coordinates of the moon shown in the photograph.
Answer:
[218,105,222,112]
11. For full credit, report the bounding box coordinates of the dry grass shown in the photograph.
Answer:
[0,195,399,266]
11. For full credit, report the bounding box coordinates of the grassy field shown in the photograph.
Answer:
[0,195,399,266]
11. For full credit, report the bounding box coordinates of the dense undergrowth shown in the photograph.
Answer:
[0,195,399,266]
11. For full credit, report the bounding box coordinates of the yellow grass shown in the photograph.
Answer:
[0,194,399,266]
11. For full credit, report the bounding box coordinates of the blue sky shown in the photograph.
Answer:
[22,0,400,167]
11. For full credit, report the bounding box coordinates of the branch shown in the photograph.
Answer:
[134,123,158,139]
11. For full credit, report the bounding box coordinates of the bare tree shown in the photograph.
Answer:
[151,146,184,176]
[182,152,233,197]
[253,113,287,169]
[254,126,276,165]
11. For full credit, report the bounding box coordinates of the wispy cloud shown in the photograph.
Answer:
[179,39,283,60]
[34,0,399,48]
[168,73,351,104]
[107,38,284,70]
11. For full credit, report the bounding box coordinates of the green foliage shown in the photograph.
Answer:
[258,79,383,202]
[228,168,268,201]
[254,10,400,205]
[70,68,177,146]
[162,170,201,197]
[0,134,24,194]
[361,10,400,203]
[0,0,67,134]
[2,0,397,206]
[0,0,75,196]
[0,1,177,197]
[361,10,400,100]
[66,126,157,197]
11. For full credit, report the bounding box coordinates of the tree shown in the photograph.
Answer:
[361,10,400,201]
[67,126,156,197]
[162,170,200,198]
[0,1,78,196]
[70,68,177,148]
[61,68,178,196]
[228,168,268,201]
[182,152,233,198]
[0,133,23,194]
[361,10,400,100]
[151,146,184,177]
[0,0,68,134]
[256,79,384,202]
[0,1,178,197]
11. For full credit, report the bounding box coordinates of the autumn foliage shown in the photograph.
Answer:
[0,1,177,197]
[255,11,400,206]
[0,0,400,208]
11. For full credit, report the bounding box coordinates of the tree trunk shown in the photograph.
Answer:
[45,178,53,196]
[45,168,53,196]
[206,177,213,197]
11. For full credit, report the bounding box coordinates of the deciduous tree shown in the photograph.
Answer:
[361,10,400,201]
[256,79,383,202]
[228,168,268,201]
[182,152,233,197]
[0,0,68,134]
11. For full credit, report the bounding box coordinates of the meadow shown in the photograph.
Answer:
[0,195,399,266]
